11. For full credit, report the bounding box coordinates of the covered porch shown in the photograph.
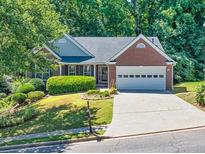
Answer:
[58,64,109,86]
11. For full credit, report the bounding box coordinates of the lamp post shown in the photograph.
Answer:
[86,100,93,134]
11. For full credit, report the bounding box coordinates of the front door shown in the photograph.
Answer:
[98,66,108,83]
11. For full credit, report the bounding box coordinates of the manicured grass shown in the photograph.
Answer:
[176,92,196,105]
[0,130,105,147]
[174,81,204,105]
[173,81,205,94]
[0,93,113,138]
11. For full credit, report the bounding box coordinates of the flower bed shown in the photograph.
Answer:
[82,89,116,100]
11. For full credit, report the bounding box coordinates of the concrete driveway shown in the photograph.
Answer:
[105,91,205,137]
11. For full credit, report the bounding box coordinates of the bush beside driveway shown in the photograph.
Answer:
[174,81,205,106]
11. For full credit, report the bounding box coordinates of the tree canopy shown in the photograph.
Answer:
[50,0,135,36]
[0,0,67,75]
[1,0,204,82]
[127,0,205,82]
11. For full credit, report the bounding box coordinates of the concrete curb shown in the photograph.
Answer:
[0,136,110,151]
[105,125,205,139]
[0,125,108,144]
[1,125,205,152]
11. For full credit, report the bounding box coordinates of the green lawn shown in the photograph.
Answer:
[0,93,113,138]
[0,130,105,147]
[174,81,204,104]
[173,81,205,93]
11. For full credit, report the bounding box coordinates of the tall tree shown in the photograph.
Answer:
[0,0,67,75]
[127,0,205,82]
[127,0,162,35]
[50,0,135,36]
[151,0,205,82]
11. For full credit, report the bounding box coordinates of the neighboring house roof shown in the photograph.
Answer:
[47,34,173,64]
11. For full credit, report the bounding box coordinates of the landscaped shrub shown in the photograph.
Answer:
[28,91,45,102]
[16,83,35,94]
[0,106,39,128]
[47,76,96,95]
[196,84,205,106]
[0,75,12,94]
[12,93,27,104]
[10,77,30,93]
[0,93,7,99]
[99,90,110,97]
[86,89,100,95]
[0,100,6,108]
[4,95,12,103]
[109,87,117,95]
[29,78,45,91]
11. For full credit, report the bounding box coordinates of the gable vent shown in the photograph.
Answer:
[136,43,146,49]
[58,39,67,43]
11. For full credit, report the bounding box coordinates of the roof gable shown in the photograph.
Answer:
[49,35,94,57]
[109,34,174,62]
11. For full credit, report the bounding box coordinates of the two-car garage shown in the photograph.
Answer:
[116,66,166,90]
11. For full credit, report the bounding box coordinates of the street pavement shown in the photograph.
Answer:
[2,128,205,153]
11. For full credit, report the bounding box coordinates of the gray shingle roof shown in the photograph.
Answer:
[51,35,166,64]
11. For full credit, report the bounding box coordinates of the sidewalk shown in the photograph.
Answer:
[0,125,107,144]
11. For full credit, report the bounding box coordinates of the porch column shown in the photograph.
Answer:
[59,64,62,75]
[93,64,96,77]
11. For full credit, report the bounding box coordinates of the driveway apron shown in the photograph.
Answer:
[105,91,205,137]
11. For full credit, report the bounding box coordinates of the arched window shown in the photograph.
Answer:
[58,39,67,43]
[136,43,146,49]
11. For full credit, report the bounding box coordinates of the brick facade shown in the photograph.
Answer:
[108,38,173,90]
[108,64,116,88]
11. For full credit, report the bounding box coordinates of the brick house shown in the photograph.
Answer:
[32,34,176,91]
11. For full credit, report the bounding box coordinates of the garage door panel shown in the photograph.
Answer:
[116,66,166,90]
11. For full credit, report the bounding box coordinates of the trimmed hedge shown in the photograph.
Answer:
[16,83,35,94]
[28,91,45,102]
[0,106,39,128]
[47,76,96,95]
[29,78,45,91]
[12,93,27,104]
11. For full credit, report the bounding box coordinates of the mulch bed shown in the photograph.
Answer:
[81,93,114,100]
[194,104,205,112]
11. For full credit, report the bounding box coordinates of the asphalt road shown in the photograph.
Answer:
[2,128,205,153]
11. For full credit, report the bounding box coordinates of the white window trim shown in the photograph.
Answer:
[68,65,76,75]
[83,65,91,76]
[136,43,146,48]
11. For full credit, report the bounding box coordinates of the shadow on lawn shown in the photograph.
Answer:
[0,103,99,138]
[172,87,187,94]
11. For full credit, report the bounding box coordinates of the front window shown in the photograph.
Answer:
[35,68,50,80]
[68,65,76,75]
[83,65,91,76]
